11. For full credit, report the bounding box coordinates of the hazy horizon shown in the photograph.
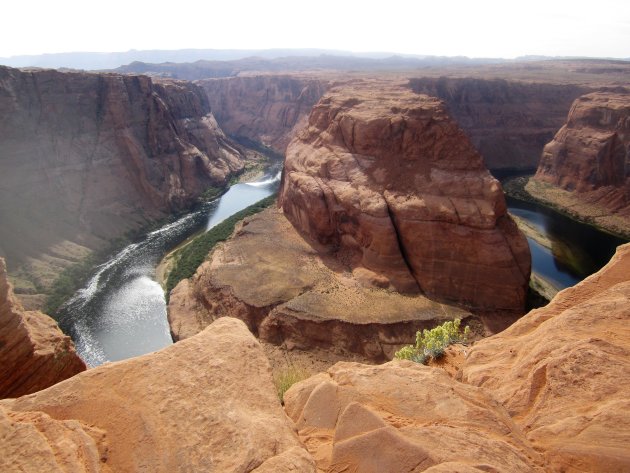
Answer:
[3,0,629,60]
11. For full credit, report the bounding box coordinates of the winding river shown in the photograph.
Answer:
[56,168,281,367]
[56,166,626,367]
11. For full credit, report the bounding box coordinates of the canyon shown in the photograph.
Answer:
[0,65,246,308]
[1,55,629,472]
[530,91,630,237]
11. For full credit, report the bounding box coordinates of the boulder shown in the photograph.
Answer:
[0,317,315,472]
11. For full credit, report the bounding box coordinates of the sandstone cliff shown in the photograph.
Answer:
[0,65,245,298]
[409,77,590,170]
[531,92,630,236]
[279,81,531,312]
[460,242,630,471]
[199,75,327,152]
[0,258,85,399]
[0,317,315,472]
[284,242,630,472]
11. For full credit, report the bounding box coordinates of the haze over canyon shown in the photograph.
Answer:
[0,45,629,473]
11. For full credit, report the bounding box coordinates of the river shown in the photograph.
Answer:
[506,196,626,292]
[56,166,625,367]
[56,168,281,367]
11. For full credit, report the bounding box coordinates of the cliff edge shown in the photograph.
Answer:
[0,258,85,399]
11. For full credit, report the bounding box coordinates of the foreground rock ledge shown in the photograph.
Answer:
[168,207,471,360]
[461,242,630,472]
[0,258,85,399]
[284,243,630,472]
[0,317,315,472]
[279,80,531,312]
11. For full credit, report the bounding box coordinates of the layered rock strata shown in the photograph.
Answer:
[409,77,590,170]
[199,75,328,152]
[0,317,315,472]
[279,81,531,312]
[168,208,471,360]
[284,242,630,472]
[531,92,630,236]
[0,65,245,291]
[0,258,85,399]
[460,242,630,472]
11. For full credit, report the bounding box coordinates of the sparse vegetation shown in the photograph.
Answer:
[165,195,276,296]
[394,319,470,364]
[273,365,309,403]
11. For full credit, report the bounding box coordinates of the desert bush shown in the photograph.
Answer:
[273,365,309,403]
[394,319,470,364]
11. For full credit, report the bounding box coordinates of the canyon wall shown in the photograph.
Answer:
[531,92,630,236]
[198,75,327,152]
[0,65,245,274]
[279,81,531,312]
[0,258,85,399]
[409,77,590,170]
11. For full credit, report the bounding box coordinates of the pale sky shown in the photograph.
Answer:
[2,0,629,58]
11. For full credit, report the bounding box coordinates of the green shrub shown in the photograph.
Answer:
[394,319,470,364]
[165,195,276,296]
[273,365,309,403]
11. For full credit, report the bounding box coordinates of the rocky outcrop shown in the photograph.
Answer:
[531,92,630,236]
[460,242,630,472]
[0,65,244,284]
[168,208,471,360]
[279,81,531,312]
[0,258,85,399]
[283,242,630,472]
[0,317,315,472]
[199,75,327,152]
[409,77,590,170]
[284,361,545,472]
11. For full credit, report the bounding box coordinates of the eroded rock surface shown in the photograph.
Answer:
[200,75,328,152]
[461,243,630,472]
[168,208,471,360]
[532,92,630,236]
[0,66,245,298]
[279,81,531,312]
[0,317,315,472]
[0,258,85,399]
[409,77,590,170]
[284,361,545,472]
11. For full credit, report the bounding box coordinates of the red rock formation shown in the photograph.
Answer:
[199,75,327,152]
[284,361,545,472]
[0,65,245,270]
[279,81,531,312]
[461,243,630,471]
[0,258,85,398]
[0,317,315,472]
[168,208,471,360]
[409,77,590,170]
[532,92,630,234]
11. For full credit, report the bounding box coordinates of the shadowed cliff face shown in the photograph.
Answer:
[279,81,531,312]
[0,66,245,269]
[198,75,328,153]
[0,258,85,398]
[408,77,591,170]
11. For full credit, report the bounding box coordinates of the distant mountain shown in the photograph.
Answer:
[0,48,508,71]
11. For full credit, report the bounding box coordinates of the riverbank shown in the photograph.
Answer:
[504,176,630,240]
